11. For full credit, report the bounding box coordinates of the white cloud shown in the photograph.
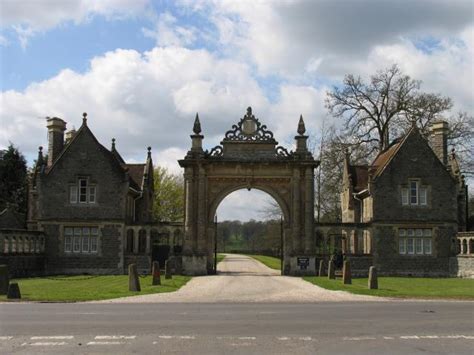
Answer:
[217,189,277,221]
[1,0,150,47]
[143,12,197,47]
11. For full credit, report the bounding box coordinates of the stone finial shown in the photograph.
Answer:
[82,112,87,125]
[193,113,201,134]
[111,138,116,150]
[297,114,306,135]
[147,146,152,158]
[246,106,252,117]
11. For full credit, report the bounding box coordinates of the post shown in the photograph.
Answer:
[280,216,284,274]
[214,215,218,274]
[152,261,161,285]
[318,259,324,277]
[368,266,378,289]
[7,283,21,299]
[328,258,335,280]
[128,264,141,292]
[342,260,352,285]
[165,259,172,279]
[0,265,9,295]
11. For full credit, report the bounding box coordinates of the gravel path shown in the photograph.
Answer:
[96,254,383,303]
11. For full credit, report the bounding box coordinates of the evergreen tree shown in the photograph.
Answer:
[0,144,28,214]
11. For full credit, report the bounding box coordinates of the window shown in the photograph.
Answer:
[65,226,99,254]
[69,178,97,204]
[402,180,428,206]
[399,228,432,255]
[126,230,134,253]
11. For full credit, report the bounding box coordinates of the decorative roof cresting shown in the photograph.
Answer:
[223,107,275,142]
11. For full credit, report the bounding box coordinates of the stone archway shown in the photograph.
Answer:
[179,107,319,275]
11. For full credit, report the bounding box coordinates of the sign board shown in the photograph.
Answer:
[297,257,310,270]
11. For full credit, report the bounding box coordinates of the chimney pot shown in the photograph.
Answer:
[46,117,67,166]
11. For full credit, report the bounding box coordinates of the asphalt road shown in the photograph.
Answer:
[0,255,472,354]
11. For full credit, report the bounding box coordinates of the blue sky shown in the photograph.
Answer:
[1,0,473,220]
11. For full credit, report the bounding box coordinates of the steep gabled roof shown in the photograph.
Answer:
[349,165,369,192]
[126,164,146,190]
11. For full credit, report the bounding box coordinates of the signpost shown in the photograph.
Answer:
[297,257,310,271]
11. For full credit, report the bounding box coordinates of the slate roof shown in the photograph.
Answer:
[349,165,369,192]
[126,164,146,190]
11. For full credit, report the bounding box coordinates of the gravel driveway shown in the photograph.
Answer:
[97,254,382,303]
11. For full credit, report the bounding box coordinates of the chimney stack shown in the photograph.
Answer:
[430,120,449,166]
[46,117,66,166]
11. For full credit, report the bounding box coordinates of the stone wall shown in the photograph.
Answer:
[43,223,123,275]
[450,256,474,278]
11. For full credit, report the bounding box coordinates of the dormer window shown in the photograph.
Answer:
[401,180,427,206]
[70,178,96,204]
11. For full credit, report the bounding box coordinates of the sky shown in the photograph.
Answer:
[1,0,473,221]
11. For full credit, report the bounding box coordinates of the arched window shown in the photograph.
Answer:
[126,230,134,253]
[462,239,468,254]
[138,230,147,253]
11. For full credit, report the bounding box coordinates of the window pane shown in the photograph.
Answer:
[91,227,98,235]
[399,229,406,236]
[399,238,406,254]
[410,181,418,204]
[415,229,423,237]
[73,236,81,252]
[415,238,423,254]
[82,236,89,252]
[423,229,432,237]
[424,239,432,254]
[90,236,98,253]
[82,227,90,236]
[80,179,87,187]
[407,238,414,254]
[74,228,81,236]
[419,187,427,205]
[401,188,408,205]
[407,229,414,236]
[89,187,96,203]
[69,186,77,203]
[65,227,73,235]
[65,236,72,252]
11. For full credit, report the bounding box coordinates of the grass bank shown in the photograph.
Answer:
[0,274,191,302]
[304,276,474,300]
[247,254,281,271]
[216,254,226,264]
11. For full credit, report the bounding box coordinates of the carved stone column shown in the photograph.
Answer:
[292,168,301,254]
[304,166,314,254]
[196,165,207,254]
[183,169,194,255]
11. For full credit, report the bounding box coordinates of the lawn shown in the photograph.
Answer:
[216,253,226,264]
[304,276,474,300]
[248,254,281,271]
[0,275,192,302]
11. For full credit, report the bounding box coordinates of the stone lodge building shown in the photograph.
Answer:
[0,113,183,276]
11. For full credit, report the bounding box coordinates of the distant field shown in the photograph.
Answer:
[0,275,191,302]
[305,276,474,300]
[247,255,281,271]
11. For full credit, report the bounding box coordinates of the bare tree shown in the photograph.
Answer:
[326,64,452,152]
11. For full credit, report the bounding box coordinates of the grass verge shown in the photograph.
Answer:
[304,276,474,300]
[216,254,226,264]
[247,254,281,271]
[0,275,192,302]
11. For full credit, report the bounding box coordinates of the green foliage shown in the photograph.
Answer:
[304,276,474,300]
[0,275,192,302]
[153,166,184,222]
[0,144,28,214]
[216,254,226,264]
[247,254,281,270]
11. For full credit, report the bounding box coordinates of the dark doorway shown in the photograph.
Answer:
[152,244,171,269]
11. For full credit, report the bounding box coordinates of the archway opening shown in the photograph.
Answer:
[213,188,286,275]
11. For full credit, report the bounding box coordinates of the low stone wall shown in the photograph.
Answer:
[346,256,374,277]
[449,256,474,278]
[0,255,46,278]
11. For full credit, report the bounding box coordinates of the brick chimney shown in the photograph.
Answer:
[430,120,449,166]
[46,117,66,166]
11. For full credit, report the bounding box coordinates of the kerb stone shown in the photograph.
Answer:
[368,266,378,289]
[128,264,141,292]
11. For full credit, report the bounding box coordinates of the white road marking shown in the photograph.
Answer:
[299,337,312,341]
[238,336,256,340]
[158,335,174,339]
[87,341,124,345]
[230,342,252,346]
[30,336,74,340]
[400,335,419,339]
[420,335,439,339]
[29,342,67,346]
[179,335,195,339]
[343,336,376,341]
[0,336,13,340]
[95,335,136,340]
[277,337,290,341]
[383,337,395,340]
